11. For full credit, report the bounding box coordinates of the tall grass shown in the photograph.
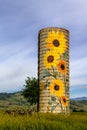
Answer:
[0,110,87,130]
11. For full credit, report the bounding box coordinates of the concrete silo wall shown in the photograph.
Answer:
[38,27,70,113]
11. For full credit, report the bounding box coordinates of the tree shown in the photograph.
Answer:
[22,77,39,105]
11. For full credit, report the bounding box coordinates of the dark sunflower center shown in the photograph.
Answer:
[54,85,60,91]
[53,39,60,47]
[61,64,65,70]
[47,55,54,63]
[63,98,66,103]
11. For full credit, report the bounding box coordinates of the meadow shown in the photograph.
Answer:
[0,110,87,130]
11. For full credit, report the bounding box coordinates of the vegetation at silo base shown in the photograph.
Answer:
[0,110,87,130]
[0,76,87,129]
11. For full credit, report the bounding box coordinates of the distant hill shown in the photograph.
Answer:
[0,92,17,100]
[70,97,87,112]
[0,92,87,112]
[0,91,30,109]
[71,97,87,101]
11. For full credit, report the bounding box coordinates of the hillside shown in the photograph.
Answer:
[70,100,87,112]
[0,92,30,109]
[0,92,87,112]
[71,97,87,101]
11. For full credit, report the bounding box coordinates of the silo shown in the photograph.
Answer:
[38,27,70,113]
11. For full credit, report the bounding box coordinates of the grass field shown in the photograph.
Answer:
[0,110,87,130]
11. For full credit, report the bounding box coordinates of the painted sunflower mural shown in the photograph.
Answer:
[57,60,67,75]
[44,50,60,68]
[49,79,64,97]
[38,28,70,113]
[46,31,67,54]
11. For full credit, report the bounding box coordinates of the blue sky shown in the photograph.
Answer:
[0,0,87,98]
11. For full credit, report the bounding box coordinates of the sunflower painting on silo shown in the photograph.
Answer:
[38,27,70,113]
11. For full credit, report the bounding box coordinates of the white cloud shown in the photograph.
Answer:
[0,0,87,94]
[70,57,87,86]
[80,86,87,89]
[0,40,37,92]
[0,55,37,92]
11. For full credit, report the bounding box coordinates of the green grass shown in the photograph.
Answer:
[0,111,87,130]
